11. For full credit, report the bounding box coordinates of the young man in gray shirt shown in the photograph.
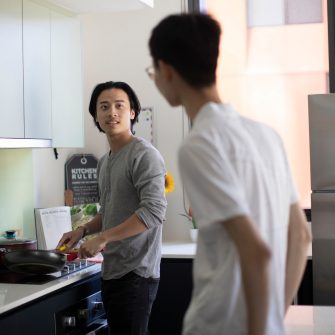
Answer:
[57,81,167,335]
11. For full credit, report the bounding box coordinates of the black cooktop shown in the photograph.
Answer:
[0,260,96,284]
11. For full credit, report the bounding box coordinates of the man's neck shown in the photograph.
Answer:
[181,84,222,121]
[107,132,134,153]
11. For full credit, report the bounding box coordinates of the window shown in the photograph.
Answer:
[247,0,323,27]
[205,0,328,208]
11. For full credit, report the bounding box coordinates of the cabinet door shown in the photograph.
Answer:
[149,258,193,335]
[23,0,52,139]
[0,0,24,138]
[311,192,335,305]
[51,11,84,147]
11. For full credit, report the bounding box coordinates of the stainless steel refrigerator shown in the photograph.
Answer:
[309,93,335,305]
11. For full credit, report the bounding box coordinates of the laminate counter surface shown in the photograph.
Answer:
[161,242,197,259]
[0,241,312,316]
[285,305,335,335]
[162,241,312,259]
[0,263,101,315]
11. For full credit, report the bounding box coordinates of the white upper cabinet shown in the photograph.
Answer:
[0,0,84,147]
[23,0,52,139]
[51,10,84,147]
[0,1,24,138]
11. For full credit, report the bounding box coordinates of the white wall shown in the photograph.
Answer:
[32,0,192,242]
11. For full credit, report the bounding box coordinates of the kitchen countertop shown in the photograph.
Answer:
[162,241,313,260]
[0,244,190,315]
[285,305,335,335]
[0,241,312,316]
[0,263,101,315]
[162,242,197,259]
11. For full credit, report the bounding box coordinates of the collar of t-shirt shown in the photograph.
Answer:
[193,102,237,126]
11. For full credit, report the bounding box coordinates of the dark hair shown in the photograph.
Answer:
[88,81,141,134]
[149,13,221,88]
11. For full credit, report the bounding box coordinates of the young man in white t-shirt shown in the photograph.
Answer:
[148,13,311,335]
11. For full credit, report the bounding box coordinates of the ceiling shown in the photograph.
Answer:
[45,0,154,14]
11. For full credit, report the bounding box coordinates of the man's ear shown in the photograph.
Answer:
[158,60,174,81]
[130,109,135,120]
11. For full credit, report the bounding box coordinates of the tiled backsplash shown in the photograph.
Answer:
[0,149,35,239]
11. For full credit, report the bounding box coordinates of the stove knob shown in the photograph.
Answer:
[62,316,76,327]
[92,301,104,313]
[78,308,89,320]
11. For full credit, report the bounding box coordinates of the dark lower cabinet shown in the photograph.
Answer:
[0,258,313,335]
[0,273,103,335]
[297,259,313,305]
[149,258,193,335]
[149,258,313,335]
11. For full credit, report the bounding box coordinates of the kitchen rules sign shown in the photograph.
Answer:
[65,154,99,205]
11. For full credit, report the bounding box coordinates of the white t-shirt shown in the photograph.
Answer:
[179,103,298,335]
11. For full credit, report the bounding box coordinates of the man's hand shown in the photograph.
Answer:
[56,229,83,251]
[78,235,107,259]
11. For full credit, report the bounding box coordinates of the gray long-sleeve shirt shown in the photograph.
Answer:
[98,137,167,279]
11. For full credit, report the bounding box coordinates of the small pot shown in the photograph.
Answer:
[0,238,37,266]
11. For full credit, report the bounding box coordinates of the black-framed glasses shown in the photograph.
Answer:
[145,66,155,80]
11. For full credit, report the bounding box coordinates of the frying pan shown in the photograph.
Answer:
[0,238,38,266]
[3,250,67,275]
